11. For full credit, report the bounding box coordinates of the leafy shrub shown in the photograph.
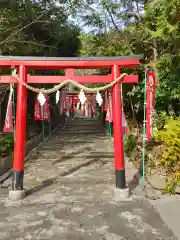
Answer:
[153,116,180,194]
[153,111,169,130]
[124,134,138,159]
[0,134,14,156]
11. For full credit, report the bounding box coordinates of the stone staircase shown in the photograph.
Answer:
[56,117,105,135]
[19,117,113,190]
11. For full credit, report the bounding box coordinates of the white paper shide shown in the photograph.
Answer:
[96,92,103,106]
[78,90,87,105]
[38,92,46,106]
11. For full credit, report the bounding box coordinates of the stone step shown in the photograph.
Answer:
[60,130,105,133]
[66,120,102,126]
[65,124,102,128]
[56,131,105,135]
[63,124,103,128]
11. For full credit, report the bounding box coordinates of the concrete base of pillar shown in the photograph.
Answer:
[113,187,129,200]
[9,190,26,201]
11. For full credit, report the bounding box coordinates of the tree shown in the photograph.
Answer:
[0,0,81,131]
[0,0,80,56]
[76,0,180,116]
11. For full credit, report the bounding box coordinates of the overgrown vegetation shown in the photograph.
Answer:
[152,115,180,194]
[124,134,138,160]
[0,134,14,156]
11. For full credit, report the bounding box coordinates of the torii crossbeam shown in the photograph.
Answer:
[0,55,143,200]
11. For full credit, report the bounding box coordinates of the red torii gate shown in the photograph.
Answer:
[0,55,142,200]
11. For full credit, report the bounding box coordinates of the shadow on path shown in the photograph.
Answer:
[26,158,108,196]
[128,170,142,194]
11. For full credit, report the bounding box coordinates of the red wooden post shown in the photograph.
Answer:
[146,71,155,141]
[112,65,126,189]
[12,65,27,191]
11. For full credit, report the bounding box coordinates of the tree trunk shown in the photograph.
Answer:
[153,38,158,61]
[152,38,159,80]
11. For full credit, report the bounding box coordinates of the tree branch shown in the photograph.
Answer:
[4,40,59,49]
[103,2,120,30]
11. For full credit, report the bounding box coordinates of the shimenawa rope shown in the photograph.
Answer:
[12,69,127,94]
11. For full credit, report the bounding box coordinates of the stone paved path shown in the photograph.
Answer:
[0,119,177,240]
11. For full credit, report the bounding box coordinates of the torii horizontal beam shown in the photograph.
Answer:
[0,55,142,69]
[0,74,138,84]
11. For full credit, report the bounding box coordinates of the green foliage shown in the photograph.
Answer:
[153,111,169,130]
[0,134,14,156]
[124,134,138,158]
[77,0,180,117]
[164,179,179,195]
[0,1,80,56]
[0,0,81,129]
[155,54,180,113]
[153,117,180,194]
[153,117,180,164]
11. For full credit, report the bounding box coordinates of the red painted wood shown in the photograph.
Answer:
[65,68,75,78]
[0,74,138,84]
[13,65,27,171]
[146,71,155,141]
[112,65,124,171]
[0,59,140,69]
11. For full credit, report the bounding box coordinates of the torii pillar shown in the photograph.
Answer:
[112,65,129,198]
[9,65,27,200]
